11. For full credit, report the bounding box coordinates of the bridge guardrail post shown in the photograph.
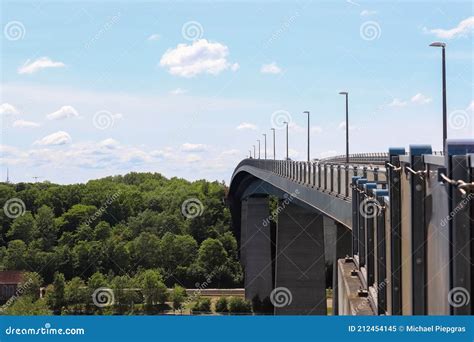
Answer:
[374,190,389,315]
[408,144,432,315]
[356,178,368,268]
[387,147,405,315]
[351,176,362,258]
[337,165,341,196]
[446,140,473,315]
[363,182,377,288]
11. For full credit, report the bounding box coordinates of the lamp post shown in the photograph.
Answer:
[271,128,276,160]
[249,150,252,158]
[339,92,349,163]
[257,139,261,159]
[262,134,267,159]
[283,121,289,160]
[429,41,447,152]
[253,145,256,159]
[303,111,310,162]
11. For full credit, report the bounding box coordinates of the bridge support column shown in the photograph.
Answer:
[274,203,326,315]
[332,222,352,315]
[241,196,273,303]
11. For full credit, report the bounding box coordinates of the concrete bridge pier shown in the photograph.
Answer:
[274,203,327,315]
[240,196,273,303]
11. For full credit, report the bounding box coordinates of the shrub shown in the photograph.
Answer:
[215,296,228,313]
[191,297,211,313]
[228,296,251,314]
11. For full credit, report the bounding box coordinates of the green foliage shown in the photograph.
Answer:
[191,297,211,313]
[170,285,187,312]
[2,296,52,315]
[198,238,228,273]
[138,269,167,307]
[7,212,38,243]
[64,277,88,307]
[46,272,66,311]
[227,297,252,314]
[215,296,229,313]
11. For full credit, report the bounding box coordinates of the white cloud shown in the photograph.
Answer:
[388,98,407,107]
[360,9,377,16]
[46,105,80,120]
[411,93,432,105]
[230,63,240,71]
[289,122,304,132]
[319,150,338,159]
[221,149,240,156]
[288,148,299,159]
[236,122,257,130]
[12,119,40,128]
[169,88,187,95]
[160,39,237,77]
[181,143,207,152]
[98,138,120,149]
[185,154,202,163]
[34,131,72,146]
[260,62,282,74]
[423,16,474,39]
[18,57,65,75]
[0,103,20,115]
[147,34,161,41]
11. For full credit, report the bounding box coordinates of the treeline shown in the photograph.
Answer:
[0,173,242,292]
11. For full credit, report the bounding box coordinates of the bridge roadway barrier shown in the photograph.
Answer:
[228,140,473,315]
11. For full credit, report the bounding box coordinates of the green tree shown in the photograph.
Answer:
[35,205,57,250]
[3,296,52,315]
[138,270,167,309]
[228,297,252,314]
[20,272,43,300]
[64,277,88,307]
[46,272,65,312]
[215,296,229,313]
[7,212,38,243]
[197,238,228,273]
[170,285,187,313]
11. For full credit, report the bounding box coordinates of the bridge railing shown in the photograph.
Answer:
[240,158,387,200]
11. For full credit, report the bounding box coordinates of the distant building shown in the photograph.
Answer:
[0,271,25,303]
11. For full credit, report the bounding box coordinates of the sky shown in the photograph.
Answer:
[0,0,473,184]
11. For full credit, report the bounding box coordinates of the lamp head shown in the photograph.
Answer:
[339,91,348,95]
[430,42,446,48]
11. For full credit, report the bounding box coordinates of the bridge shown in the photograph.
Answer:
[228,140,473,315]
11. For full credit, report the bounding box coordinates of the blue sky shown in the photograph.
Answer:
[1,0,473,184]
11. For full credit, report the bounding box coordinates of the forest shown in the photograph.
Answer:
[0,172,245,314]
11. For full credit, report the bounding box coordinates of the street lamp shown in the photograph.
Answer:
[339,92,349,163]
[283,121,289,160]
[262,133,267,160]
[303,111,310,162]
[257,139,261,159]
[271,128,276,160]
[249,150,252,158]
[429,41,447,152]
[253,145,256,159]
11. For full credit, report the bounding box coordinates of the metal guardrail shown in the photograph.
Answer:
[238,157,387,200]
[234,143,473,316]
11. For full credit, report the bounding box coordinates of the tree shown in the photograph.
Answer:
[197,238,228,273]
[46,272,65,312]
[4,240,28,269]
[35,205,57,250]
[7,212,38,243]
[228,297,252,314]
[57,204,97,233]
[170,285,187,313]
[138,270,167,309]
[3,296,52,315]
[65,277,88,307]
[191,297,211,313]
[20,272,43,300]
[160,233,198,272]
